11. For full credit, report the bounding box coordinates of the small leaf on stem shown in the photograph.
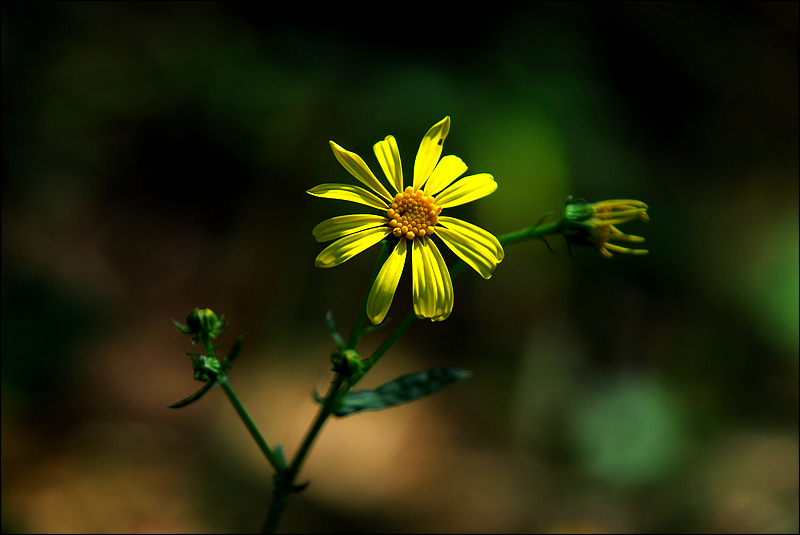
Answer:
[315,367,472,417]
[168,380,217,408]
[325,310,346,349]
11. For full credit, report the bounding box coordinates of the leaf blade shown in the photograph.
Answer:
[324,367,471,417]
[167,380,217,408]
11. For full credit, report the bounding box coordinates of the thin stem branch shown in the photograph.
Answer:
[347,239,393,350]
[347,309,418,390]
[218,376,284,474]
[201,334,282,473]
[497,219,562,246]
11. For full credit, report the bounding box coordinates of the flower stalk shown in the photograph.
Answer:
[263,374,346,534]
[219,376,285,474]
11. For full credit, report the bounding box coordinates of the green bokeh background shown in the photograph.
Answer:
[2,2,797,533]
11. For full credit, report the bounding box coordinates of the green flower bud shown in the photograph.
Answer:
[563,200,596,223]
[331,348,365,377]
[184,308,226,339]
[191,354,221,382]
[186,308,214,333]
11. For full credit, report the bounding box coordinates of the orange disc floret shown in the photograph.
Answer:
[387,186,442,240]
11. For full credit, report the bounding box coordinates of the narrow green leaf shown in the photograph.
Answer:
[167,380,217,408]
[173,319,192,334]
[320,367,471,417]
[325,310,346,348]
[226,335,244,363]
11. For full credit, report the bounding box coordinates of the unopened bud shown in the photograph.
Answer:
[331,348,365,377]
[184,308,226,338]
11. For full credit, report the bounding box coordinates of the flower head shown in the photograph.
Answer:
[562,197,649,257]
[308,117,503,324]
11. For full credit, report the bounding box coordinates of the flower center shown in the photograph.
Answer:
[386,186,442,240]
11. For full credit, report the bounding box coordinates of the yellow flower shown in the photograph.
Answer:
[563,198,649,257]
[308,117,503,324]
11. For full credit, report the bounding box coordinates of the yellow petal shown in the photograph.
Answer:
[329,141,393,202]
[413,117,450,191]
[373,135,403,194]
[605,231,646,243]
[307,183,389,211]
[367,239,407,324]
[438,216,504,262]
[435,227,498,279]
[423,155,467,196]
[421,239,444,320]
[411,238,434,319]
[593,209,647,221]
[424,237,453,321]
[594,200,649,210]
[315,227,390,268]
[312,214,387,242]
[604,243,649,255]
[435,173,497,208]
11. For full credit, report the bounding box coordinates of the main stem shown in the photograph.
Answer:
[262,374,346,534]
[263,240,392,533]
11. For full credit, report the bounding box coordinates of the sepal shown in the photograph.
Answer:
[178,308,228,342]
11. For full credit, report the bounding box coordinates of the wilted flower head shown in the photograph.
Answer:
[562,197,649,257]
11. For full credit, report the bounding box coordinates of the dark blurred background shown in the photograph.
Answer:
[2,2,797,533]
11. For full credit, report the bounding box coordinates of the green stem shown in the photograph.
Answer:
[218,376,284,474]
[497,219,562,246]
[201,334,283,473]
[261,486,289,535]
[347,239,393,350]
[262,374,346,534]
[349,310,417,389]
[200,334,217,362]
[263,239,401,532]
[287,374,346,477]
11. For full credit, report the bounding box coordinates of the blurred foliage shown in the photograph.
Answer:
[2,2,797,533]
